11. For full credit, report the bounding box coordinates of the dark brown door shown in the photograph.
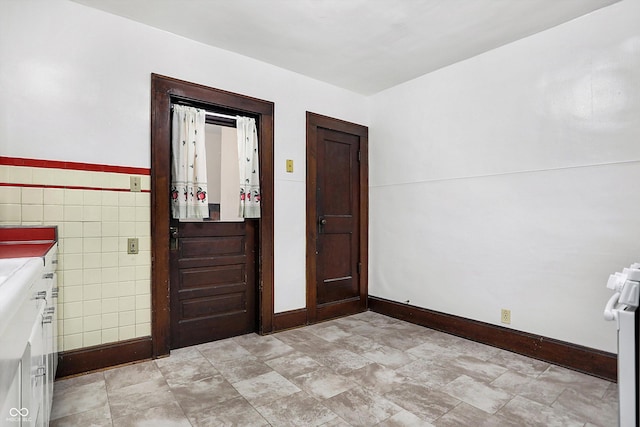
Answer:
[169,220,256,349]
[307,112,368,323]
[151,74,275,358]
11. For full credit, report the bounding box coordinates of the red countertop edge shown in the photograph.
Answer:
[0,226,58,258]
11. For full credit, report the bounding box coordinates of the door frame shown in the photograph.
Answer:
[151,74,275,357]
[305,112,369,324]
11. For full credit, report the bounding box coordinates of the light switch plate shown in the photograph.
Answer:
[130,176,141,192]
[127,238,139,254]
[286,159,294,173]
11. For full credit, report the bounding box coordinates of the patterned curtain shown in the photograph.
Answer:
[237,116,260,218]
[170,105,209,219]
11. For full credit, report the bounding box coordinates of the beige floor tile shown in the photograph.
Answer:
[325,386,403,427]
[233,333,296,360]
[256,391,339,427]
[292,366,355,399]
[196,337,252,363]
[494,395,585,427]
[439,355,509,383]
[361,344,415,369]
[490,348,551,377]
[50,378,109,420]
[112,401,191,427]
[311,348,374,374]
[345,362,408,394]
[442,375,512,414]
[213,355,272,383]
[188,396,269,427]
[50,402,111,427]
[232,370,300,407]
[396,358,461,388]
[169,374,240,417]
[432,402,505,427]
[378,409,435,427]
[104,360,164,392]
[384,382,460,422]
[156,355,219,387]
[107,377,176,419]
[308,324,354,342]
[551,388,618,427]
[265,351,324,378]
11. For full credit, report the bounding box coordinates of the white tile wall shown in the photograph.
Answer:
[0,164,151,351]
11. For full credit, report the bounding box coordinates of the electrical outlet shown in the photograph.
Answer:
[501,309,511,324]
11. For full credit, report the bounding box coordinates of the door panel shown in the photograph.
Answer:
[316,128,360,306]
[170,221,256,349]
[307,112,368,323]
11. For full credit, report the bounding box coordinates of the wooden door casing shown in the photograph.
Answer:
[151,74,274,358]
[170,221,256,349]
[306,112,369,324]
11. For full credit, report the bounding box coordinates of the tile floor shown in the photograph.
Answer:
[50,311,618,426]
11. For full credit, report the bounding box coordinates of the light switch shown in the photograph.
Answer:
[127,238,139,254]
[130,176,141,192]
[286,159,294,173]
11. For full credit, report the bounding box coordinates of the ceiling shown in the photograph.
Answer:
[71,0,619,95]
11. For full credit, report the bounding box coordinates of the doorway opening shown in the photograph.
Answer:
[151,74,275,357]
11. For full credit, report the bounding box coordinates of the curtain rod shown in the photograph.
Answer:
[206,111,236,120]
[171,104,236,120]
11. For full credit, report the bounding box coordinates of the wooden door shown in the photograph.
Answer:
[151,74,275,358]
[170,220,256,349]
[307,112,368,323]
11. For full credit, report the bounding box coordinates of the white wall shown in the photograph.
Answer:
[369,0,640,353]
[0,0,369,313]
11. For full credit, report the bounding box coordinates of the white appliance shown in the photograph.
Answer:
[604,263,640,427]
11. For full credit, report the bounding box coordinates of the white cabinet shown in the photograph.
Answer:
[0,244,58,427]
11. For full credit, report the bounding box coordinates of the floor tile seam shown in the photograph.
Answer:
[429,398,467,425]
[102,386,115,425]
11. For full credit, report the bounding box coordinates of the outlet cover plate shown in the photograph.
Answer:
[130,176,141,192]
[127,238,139,254]
[501,309,511,324]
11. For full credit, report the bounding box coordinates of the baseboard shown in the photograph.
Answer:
[56,337,153,379]
[273,308,307,332]
[368,296,617,382]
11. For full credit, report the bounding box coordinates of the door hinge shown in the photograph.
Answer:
[358,151,361,162]
[357,262,362,275]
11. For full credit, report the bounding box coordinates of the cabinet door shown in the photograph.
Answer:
[0,365,21,425]
[28,315,46,427]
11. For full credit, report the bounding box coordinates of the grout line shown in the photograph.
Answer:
[371,159,640,188]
